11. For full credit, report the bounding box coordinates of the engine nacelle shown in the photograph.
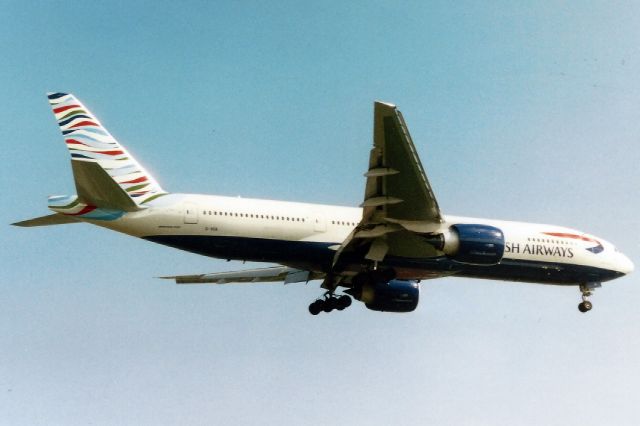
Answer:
[430,224,505,265]
[349,279,420,313]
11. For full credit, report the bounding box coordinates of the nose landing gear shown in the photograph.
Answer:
[578,283,600,313]
[578,299,592,313]
[308,292,352,315]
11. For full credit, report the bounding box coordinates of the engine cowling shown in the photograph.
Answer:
[430,224,505,265]
[348,279,420,313]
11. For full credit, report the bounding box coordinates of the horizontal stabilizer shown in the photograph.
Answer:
[160,266,325,285]
[72,161,140,212]
[12,213,80,227]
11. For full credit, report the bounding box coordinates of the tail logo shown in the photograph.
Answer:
[47,93,167,205]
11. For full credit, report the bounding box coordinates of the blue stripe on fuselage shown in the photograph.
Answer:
[144,234,336,269]
[143,235,623,285]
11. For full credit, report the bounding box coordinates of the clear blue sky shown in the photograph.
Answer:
[2,1,639,425]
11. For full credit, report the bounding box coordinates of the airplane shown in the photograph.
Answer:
[13,93,634,315]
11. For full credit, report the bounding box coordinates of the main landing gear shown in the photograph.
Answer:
[578,283,599,313]
[308,292,352,315]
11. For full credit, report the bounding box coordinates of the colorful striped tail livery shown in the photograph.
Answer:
[47,92,167,210]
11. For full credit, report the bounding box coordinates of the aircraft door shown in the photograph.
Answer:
[184,203,199,224]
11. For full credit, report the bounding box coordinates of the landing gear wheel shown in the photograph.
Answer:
[577,283,599,314]
[308,293,352,315]
[578,301,593,313]
[336,295,352,310]
[323,297,336,313]
[308,300,323,315]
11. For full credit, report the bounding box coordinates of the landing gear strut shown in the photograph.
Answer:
[578,283,599,313]
[308,292,352,315]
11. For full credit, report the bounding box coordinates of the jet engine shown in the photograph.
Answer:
[347,279,420,312]
[426,224,505,265]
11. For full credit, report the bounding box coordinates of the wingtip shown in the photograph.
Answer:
[374,100,397,108]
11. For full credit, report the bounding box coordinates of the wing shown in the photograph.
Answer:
[363,101,442,223]
[333,101,444,267]
[160,266,325,285]
[163,102,446,290]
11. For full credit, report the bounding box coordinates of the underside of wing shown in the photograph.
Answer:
[333,101,445,268]
[160,266,325,285]
[363,101,442,223]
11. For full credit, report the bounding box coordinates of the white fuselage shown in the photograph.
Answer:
[82,193,633,286]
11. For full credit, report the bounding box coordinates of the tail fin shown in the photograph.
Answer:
[47,93,167,210]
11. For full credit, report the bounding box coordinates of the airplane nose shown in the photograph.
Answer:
[618,253,634,275]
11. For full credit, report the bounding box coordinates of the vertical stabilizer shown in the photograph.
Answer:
[47,93,167,208]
